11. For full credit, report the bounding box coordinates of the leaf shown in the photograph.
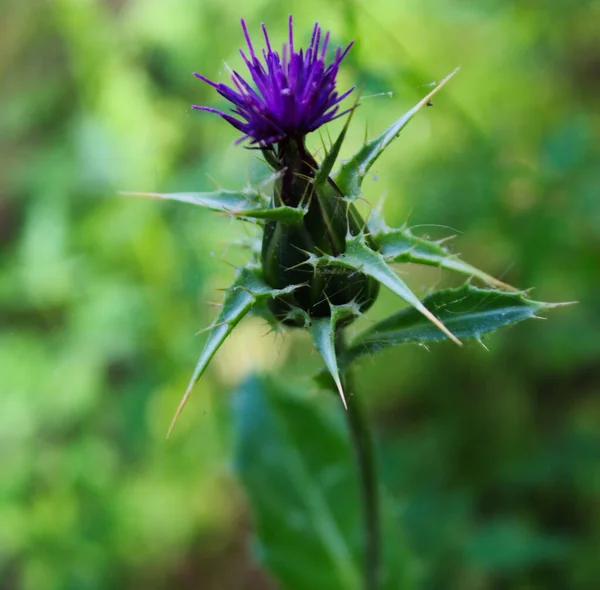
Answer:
[375,227,514,290]
[120,188,305,225]
[167,265,299,436]
[311,235,461,345]
[308,304,361,409]
[233,375,362,590]
[315,97,359,187]
[335,68,459,200]
[230,205,306,224]
[340,284,569,367]
[232,374,417,590]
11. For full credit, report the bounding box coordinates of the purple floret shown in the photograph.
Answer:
[192,15,354,145]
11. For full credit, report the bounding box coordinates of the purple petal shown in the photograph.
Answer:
[192,16,354,145]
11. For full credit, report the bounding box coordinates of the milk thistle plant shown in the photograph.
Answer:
[129,16,568,590]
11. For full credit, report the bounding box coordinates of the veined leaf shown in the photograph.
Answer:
[335,68,459,200]
[121,188,305,225]
[234,375,362,590]
[311,235,461,345]
[167,265,299,436]
[375,227,514,290]
[233,374,417,590]
[340,285,570,367]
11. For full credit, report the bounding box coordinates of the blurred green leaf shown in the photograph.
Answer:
[2,0,597,587]
[233,374,362,590]
[233,375,417,590]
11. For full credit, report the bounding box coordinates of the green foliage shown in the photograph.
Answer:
[314,98,358,187]
[233,375,417,590]
[233,375,363,590]
[341,285,567,366]
[1,0,598,588]
[308,304,361,408]
[335,69,458,200]
[310,234,461,344]
[373,226,512,290]
[123,188,307,224]
[168,265,299,435]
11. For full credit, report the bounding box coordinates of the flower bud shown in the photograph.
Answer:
[261,138,380,325]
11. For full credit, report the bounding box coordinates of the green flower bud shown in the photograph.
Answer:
[261,138,380,326]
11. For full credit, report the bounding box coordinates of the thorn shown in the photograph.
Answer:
[436,235,457,245]
[325,126,333,148]
[417,303,462,346]
[485,275,517,292]
[167,385,193,439]
[318,131,328,156]
[333,374,348,410]
[285,257,313,272]
[296,171,314,182]
[410,222,463,235]
[544,300,578,308]
[205,301,223,308]
[417,66,460,108]
[194,320,228,335]
[475,336,490,351]
[218,258,239,270]
[228,209,259,218]
[236,285,257,296]
[204,172,221,190]
[119,190,164,199]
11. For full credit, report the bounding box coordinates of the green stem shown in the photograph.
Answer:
[337,330,381,590]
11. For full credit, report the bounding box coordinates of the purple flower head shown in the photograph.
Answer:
[192,16,354,146]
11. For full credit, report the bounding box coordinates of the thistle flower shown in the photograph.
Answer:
[192,16,354,145]
[125,21,569,590]
[127,17,545,434]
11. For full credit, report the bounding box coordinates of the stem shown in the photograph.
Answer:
[336,330,381,590]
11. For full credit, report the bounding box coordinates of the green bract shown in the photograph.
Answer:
[126,67,568,433]
[261,135,380,325]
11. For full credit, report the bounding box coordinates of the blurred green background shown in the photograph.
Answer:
[1,0,599,588]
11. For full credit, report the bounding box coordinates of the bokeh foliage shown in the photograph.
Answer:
[1,0,599,588]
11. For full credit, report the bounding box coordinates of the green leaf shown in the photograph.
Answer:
[231,205,306,224]
[308,304,361,409]
[167,266,298,436]
[341,284,568,367]
[311,235,461,345]
[233,375,362,590]
[120,188,305,224]
[375,226,514,290]
[233,374,417,590]
[335,68,459,200]
[315,98,359,188]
